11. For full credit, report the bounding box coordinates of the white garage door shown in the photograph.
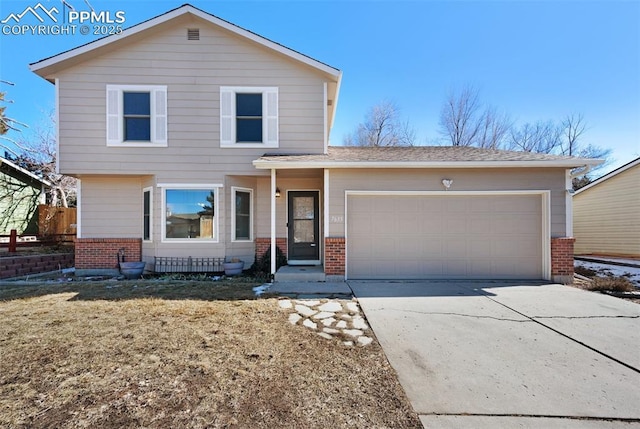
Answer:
[347,194,544,279]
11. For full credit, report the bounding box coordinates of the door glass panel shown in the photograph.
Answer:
[294,219,314,243]
[294,197,315,219]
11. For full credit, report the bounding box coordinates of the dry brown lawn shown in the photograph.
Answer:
[0,279,421,428]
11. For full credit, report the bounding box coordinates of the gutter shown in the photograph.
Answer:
[253,159,605,170]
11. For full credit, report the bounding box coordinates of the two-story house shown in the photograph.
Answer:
[31,4,599,283]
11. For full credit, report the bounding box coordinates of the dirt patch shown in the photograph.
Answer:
[0,280,421,428]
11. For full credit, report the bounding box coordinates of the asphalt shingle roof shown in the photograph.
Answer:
[255,146,593,166]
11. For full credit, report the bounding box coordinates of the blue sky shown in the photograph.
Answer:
[1,0,638,177]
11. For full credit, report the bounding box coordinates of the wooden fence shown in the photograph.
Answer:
[39,205,77,236]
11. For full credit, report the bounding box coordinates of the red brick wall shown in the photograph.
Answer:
[551,237,575,279]
[325,237,345,276]
[0,253,75,279]
[255,237,287,258]
[75,238,142,270]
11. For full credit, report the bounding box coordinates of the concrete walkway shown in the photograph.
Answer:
[350,281,640,428]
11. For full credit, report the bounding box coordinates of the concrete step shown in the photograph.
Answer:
[275,265,325,282]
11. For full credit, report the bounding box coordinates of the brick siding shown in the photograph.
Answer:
[255,237,287,258]
[0,253,75,279]
[551,237,575,282]
[324,237,345,276]
[75,238,142,270]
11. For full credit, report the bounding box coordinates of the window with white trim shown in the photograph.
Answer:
[143,187,152,241]
[232,187,253,241]
[220,86,278,148]
[106,85,167,146]
[162,187,219,241]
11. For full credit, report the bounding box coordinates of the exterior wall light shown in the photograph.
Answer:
[275,187,281,198]
[442,179,453,190]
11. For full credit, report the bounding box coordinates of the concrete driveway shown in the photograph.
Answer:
[349,281,640,428]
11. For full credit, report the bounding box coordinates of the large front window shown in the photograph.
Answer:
[164,188,217,240]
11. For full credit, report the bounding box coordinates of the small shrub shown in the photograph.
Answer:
[587,276,636,293]
[249,246,287,280]
[574,265,598,278]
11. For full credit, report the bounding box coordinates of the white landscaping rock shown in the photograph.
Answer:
[335,320,347,329]
[343,329,364,338]
[346,302,360,313]
[357,336,373,346]
[343,341,354,347]
[295,304,317,317]
[323,328,340,334]
[296,300,320,306]
[352,316,369,330]
[288,313,302,325]
[317,332,333,340]
[312,311,334,320]
[303,319,318,330]
[318,301,343,312]
[321,317,336,327]
[278,300,292,309]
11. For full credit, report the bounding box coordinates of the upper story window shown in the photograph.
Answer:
[106,85,167,147]
[220,86,278,148]
[124,92,151,141]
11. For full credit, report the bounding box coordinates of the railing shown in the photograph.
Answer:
[154,256,224,273]
[0,229,75,253]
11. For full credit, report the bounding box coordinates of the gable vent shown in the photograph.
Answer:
[187,28,200,41]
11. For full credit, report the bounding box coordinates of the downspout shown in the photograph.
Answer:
[570,163,592,179]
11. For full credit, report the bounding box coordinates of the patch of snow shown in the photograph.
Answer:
[575,260,640,287]
[253,284,271,296]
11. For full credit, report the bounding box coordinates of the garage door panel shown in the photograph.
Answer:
[347,194,544,279]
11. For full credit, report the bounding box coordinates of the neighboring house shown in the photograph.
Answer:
[30,4,599,282]
[573,157,640,258]
[0,156,50,235]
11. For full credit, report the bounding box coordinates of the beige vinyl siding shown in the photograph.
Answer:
[79,176,144,238]
[56,15,329,181]
[328,168,567,237]
[573,165,640,256]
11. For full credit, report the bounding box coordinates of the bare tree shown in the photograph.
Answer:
[439,85,482,146]
[3,112,77,208]
[561,113,587,156]
[344,100,416,146]
[476,106,512,149]
[439,85,511,148]
[0,84,28,144]
[508,120,563,153]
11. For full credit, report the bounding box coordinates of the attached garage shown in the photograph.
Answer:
[346,192,549,280]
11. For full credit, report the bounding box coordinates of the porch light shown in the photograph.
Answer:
[275,187,281,198]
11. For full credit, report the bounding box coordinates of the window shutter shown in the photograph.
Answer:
[152,87,167,144]
[106,87,121,144]
[264,88,278,146]
[220,88,234,146]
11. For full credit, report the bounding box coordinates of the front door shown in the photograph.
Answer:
[287,191,320,263]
